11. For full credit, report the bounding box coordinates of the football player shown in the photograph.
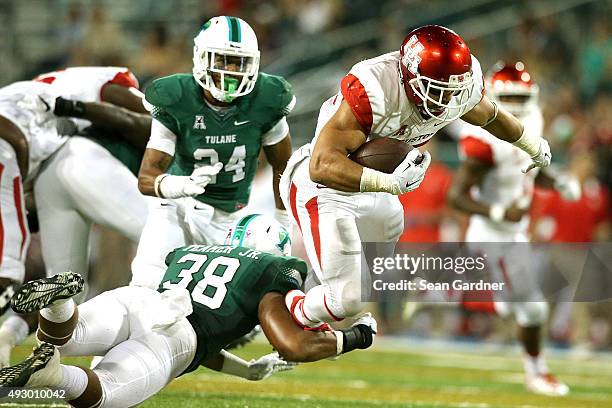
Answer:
[0,216,376,408]
[0,80,66,327]
[448,61,578,396]
[280,25,553,329]
[132,16,295,289]
[0,67,151,368]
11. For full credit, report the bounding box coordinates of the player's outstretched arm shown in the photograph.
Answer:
[54,98,151,149]
[101,83,148,114]
[309,100,368,192]
[137,148,173,196]
[203,350,296,381]
[258,292,376,362]
[462,95,550,172]
[448,158,527,223]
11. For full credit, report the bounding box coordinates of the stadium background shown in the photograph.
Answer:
[1,1,610,406]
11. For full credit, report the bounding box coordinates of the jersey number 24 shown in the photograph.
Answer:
[194,146,246,184]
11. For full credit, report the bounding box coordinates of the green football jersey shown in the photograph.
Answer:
[145,73,294,212]
[158,244,307,374]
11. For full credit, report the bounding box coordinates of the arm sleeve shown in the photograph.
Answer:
[147,118,178,156]
[261,116,289,146]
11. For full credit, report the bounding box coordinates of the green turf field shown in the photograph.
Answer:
[3,339,611,407]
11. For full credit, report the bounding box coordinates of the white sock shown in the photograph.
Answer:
[523,353,549,377]
[58,365,88,400]
[0,315,29,346]
[40,299,75,323]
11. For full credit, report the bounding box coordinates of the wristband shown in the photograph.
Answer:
[154,174,168,198]
[359,167,399,194]
[511,128,540,157]
[489,203,506,223]
[333,330,344,355]
[54,97,87,118]
[341,325,374,354]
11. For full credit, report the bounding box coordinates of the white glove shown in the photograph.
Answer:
[523,138,552,173]
[359,150,431,195]
[391,150,432,194]
[352,312,378,336]
[554,174,581,201]
[247,352,298,381]
[155,163,223,198]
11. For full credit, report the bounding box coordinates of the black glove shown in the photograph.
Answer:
[54,97,87,118]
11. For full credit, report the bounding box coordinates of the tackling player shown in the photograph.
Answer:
[280,25,553,329]
[449,61,579,396]
[0,216,376,408]
[132,16,295,289]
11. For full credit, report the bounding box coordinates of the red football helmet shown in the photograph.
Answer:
[399,25,474,121]
[486,61,539,117]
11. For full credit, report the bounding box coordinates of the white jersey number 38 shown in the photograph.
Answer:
[161,253,239,309]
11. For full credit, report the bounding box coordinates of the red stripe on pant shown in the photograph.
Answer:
[0,164,4,265]
[13,177,27,258]
[305,196,322,269]
[289,183,302,231]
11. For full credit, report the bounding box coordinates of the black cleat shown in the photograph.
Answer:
[0,342,57,387]
[11,272,84,314]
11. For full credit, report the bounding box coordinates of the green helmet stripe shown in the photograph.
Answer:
[226,16,241,43]
[230,214,259,245]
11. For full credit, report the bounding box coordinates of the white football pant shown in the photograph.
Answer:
[0,139,29,283]
[280,145,404,322]
[466,217,548,327]
[34,137,147,278]
[58,286,197,408]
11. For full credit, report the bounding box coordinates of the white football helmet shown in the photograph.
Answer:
[225,214,291,257]
[193,16,260,103]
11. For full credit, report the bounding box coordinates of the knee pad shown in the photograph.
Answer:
[514,302,549,327]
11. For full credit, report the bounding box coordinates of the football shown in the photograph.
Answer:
[348,137,415,173]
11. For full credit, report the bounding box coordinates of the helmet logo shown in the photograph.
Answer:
[402,35,424,75]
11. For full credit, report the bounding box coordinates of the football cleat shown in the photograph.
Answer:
[525,373,570,397]
[11,272,84,314]
[0,342,61,388]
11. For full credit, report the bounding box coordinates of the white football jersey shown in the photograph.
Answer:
[458,106,544,233]
[34,67,139,131]
[313,51,484,147]
[0,81,66,179]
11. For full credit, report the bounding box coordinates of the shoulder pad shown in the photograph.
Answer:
[145,74,192,108]
[253,73,296,115]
